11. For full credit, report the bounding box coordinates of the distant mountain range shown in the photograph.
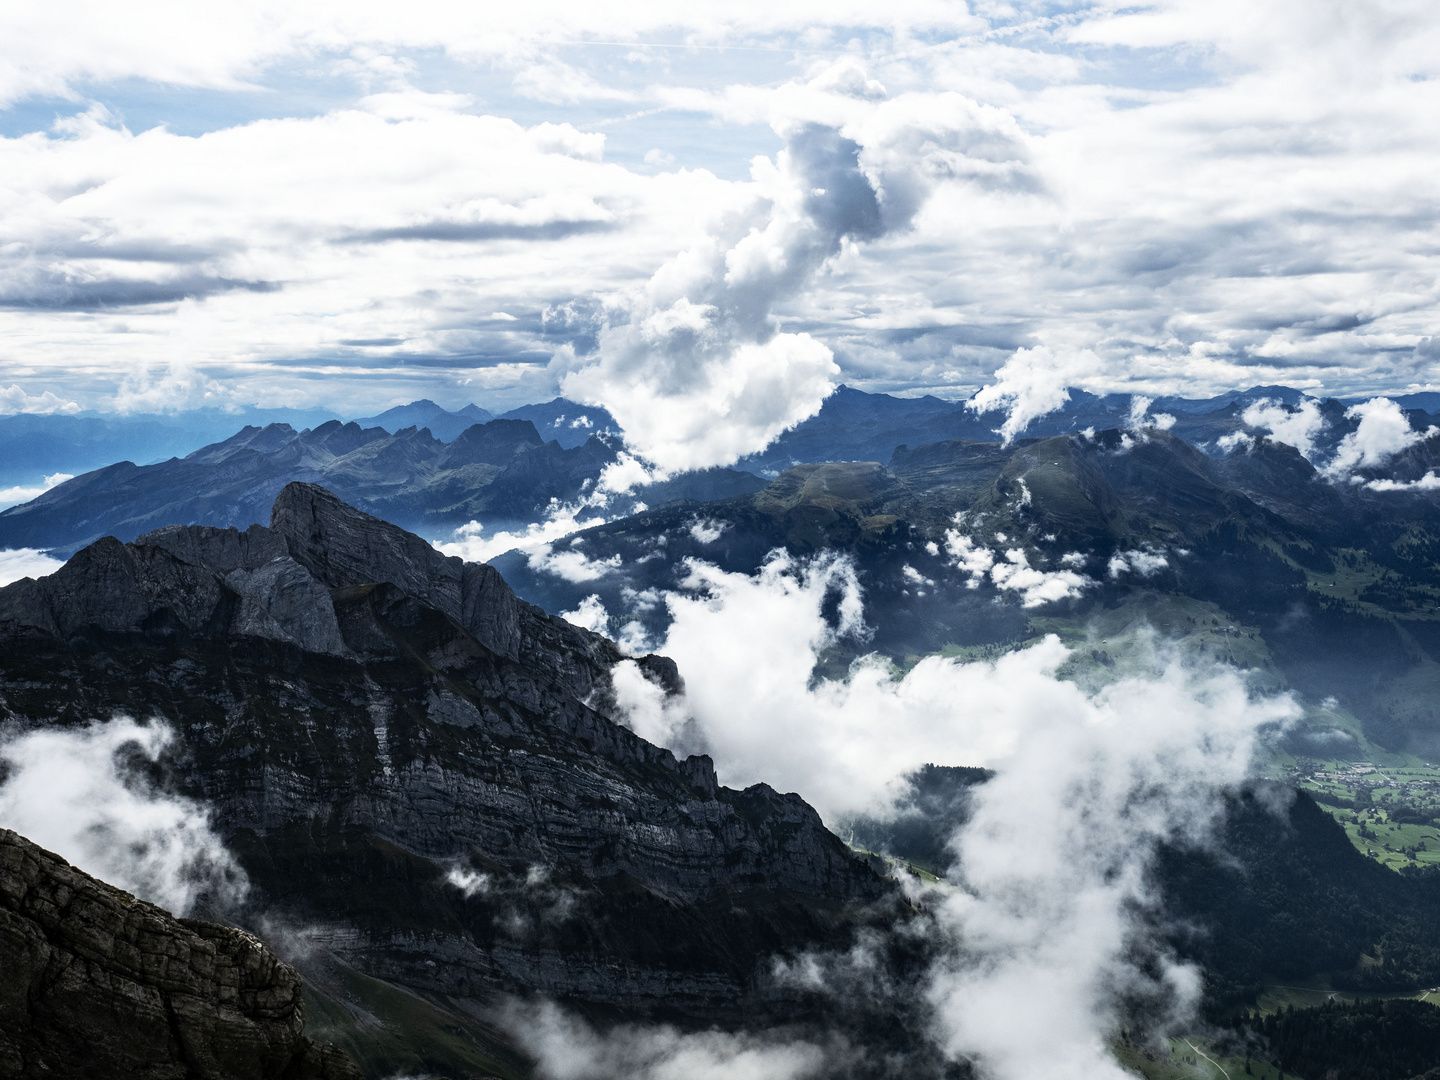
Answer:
[498,422,1440,759]
[0,415,764,555]
[0,397,619,494]
[5,383,1435,558]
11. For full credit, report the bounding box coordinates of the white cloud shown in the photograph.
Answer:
[437,504,608,566]
[560,120,892,472]
[599,545,1293,1077]
[0,471,72,511]
[989,548,1092,607]
[609,659,691,745]
[968,347,1106,444]
[1240,398,1326,460]
[943,526,1093,606]
[688,518,729,544]
[0,546,66,584]
[1108,548,1169,579]
[0,717,247,915]
[1367,470,1440,492]
[560,593,610,633]
[445,867,492,898]
[502,1000,828,1080]
[1127,395,1175,432]
[532,544,622,583]
[1326,396,1436,477]
[1,4,1440,430]
[924,652,1273,1080]
[0,385,79,415]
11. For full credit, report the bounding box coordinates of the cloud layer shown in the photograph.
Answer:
[0,1,1437,440]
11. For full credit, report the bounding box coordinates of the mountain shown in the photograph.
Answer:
[728,384,1326,477]
[0,827,361,1080]
[0,419,618,554]
[349,399,495,442]
[0,417,766,556]
[0,484,894,1071]
[0,407,343,490]
[497,398,619,449]
[495,426,1440,754]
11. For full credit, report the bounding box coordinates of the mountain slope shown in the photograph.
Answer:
[0,484,889,1036]
[0,419,621,553]
[497,427,1440,750]
[0,827,362,1080]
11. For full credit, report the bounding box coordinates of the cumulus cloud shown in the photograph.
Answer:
[1239,398,1326,460]
[0,717,247,915]
[688,518,729,544]
[616,550,1276,824]
[943,524,1093,607]
[968,347,1105,444]
[2,6,1440,413]
[1127,396,1175,432]
[609,659,691,745]
[924,655,1272,1080]
[1325,396,1436,478]
[559,122,892,472]
[0,471,74,511]
[1108,548,1169,579]
[0,546,66,585]
[560,593,610,633]
[532,544,622,583]
[597,546,1293,1077]
[989,548,1092,607]
[0,385,80,415]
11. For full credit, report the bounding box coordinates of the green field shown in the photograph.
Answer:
[1117,1035,1283,1080]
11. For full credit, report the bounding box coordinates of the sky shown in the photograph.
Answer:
[1,0,1438,465]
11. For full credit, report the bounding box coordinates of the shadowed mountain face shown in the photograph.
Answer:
[0,484,889,1048]
[0,828,363,1080]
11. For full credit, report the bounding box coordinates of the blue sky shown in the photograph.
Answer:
[0,1,1437,469]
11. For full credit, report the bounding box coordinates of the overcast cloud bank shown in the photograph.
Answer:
[0,1,1436,444]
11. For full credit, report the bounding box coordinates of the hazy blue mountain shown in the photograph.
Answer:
[0,418,615,554]
[0,416,765,555]
[498,398,619,448]
[1393,392,1440,412]
[0,406,342,488]
[733,385,1322,475]
[348,399,495,441]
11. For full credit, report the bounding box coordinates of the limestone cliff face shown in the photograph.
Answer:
[0,483,888,1022]
[0,828,360,1080]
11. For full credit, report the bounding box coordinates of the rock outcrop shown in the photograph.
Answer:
[0,483,888,1027]
[0,827,360,1080]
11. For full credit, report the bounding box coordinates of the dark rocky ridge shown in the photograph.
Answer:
[0,827,361,1080]
[0,483,888,1036]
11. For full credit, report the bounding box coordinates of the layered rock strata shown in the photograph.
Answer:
[0,827,360,1080]
[0,483,887,1023]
